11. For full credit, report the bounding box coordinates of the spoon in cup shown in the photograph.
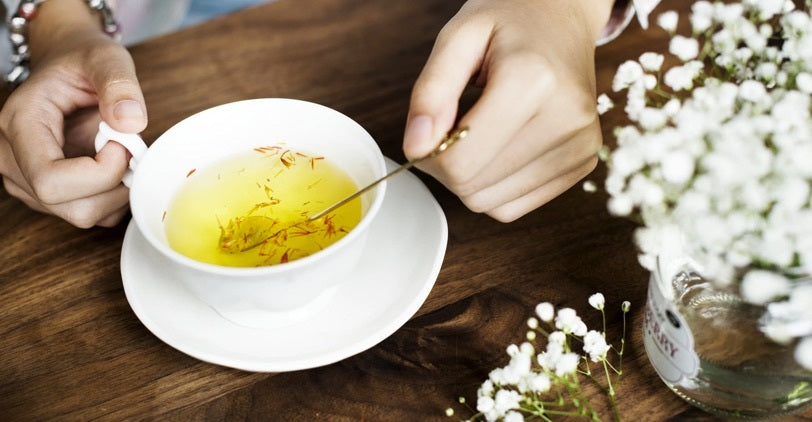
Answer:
[218,126,469,253]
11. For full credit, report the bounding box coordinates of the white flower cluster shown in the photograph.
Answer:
[600,0,812,369]
[465,294,627,421]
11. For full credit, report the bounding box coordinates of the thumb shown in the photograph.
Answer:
[403,19,491,159]
[89,45,148,134]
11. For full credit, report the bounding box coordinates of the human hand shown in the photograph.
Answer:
[403,0,613,222]
[0,0,147,228]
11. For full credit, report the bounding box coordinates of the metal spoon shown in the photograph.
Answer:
[307,126,469,221]
[219,126,469,252]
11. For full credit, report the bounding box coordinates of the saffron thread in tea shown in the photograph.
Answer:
[164,145,361,267]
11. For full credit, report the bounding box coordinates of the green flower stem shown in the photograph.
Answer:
[603,359,621,422]
[580,355,593,377]
[564,373,595,418]
[617,309,627,379]
[603,360,615,396]
[605,359,622,376]
[533,408,590,418]
[649,87,674,101]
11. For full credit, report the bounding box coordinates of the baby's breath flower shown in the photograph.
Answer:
[588,293,606,310]
[613,60,644,91]
[795,336,812,370]
[738,80,768,103]
[664,62,702,91]
[741,270,791,305]
[691,1,714,32]
[754,0,786,20]
[479,380,495,397]
[547,331,565,345]
[638,107,668,130]
[657,10,679,33]
[716,2,744,24]
[537,347,561,372]
[555,308,586,336]
[776,70,789,86]
[494,390,521,416]
[476,395,496,419]
[639,52,665,72]
[583,330,611,362]
[596,93,614,115]
[608,194,634,216]
[528,373,551,393]
[554,353,581,376]
[661,150,696,184]
[670,35,700,61]
[755,61,778,82]
[535,302,554,322]
[663,98,682,116]
[796,72,812,93]
[503,411,524,422]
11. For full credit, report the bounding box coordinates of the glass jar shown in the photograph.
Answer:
[643,257,812,418]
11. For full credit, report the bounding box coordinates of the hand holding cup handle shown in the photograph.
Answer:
[94,121,149,187]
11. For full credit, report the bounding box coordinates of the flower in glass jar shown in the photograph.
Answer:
[594,0,812,370]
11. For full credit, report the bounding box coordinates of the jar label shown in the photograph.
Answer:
[643,274,699,385]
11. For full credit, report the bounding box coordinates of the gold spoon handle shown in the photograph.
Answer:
[307,126,469,222]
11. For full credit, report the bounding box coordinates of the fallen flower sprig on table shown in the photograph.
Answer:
[446,293,630,422]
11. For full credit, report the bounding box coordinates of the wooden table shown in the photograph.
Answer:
[1,0,810,420]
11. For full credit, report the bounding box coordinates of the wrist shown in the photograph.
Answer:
[29,0,103,60]
[6,0,119,85]
[577,0,616,43]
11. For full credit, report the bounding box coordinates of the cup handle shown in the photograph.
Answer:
[94,121,148,188]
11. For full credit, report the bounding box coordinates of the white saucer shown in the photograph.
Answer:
[120,158,447,372]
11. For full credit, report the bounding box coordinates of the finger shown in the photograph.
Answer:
[484,157,599,223]
[4,164,130,229]
[47,184,130,229]
[87,43,147,133]
[458,117,602,209]
[2,177,49,214]
[403,17,493,159]
[96,204,130,228]
[422,51,556,193]
[460,135,599,213]
[0,134,32,194]
[7,112,130,204]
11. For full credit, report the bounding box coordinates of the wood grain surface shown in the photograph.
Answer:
[1,0,810,420]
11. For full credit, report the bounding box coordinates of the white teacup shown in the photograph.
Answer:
[96,98,387,328]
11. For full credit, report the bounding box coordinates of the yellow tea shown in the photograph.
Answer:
[165,145,362,267]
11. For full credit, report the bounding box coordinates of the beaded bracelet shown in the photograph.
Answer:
[5,0,119,86]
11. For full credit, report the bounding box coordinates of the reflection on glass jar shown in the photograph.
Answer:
[644,258,812,419]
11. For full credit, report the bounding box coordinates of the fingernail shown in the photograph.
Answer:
[113,100,146,127]
[404,115,433,156]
